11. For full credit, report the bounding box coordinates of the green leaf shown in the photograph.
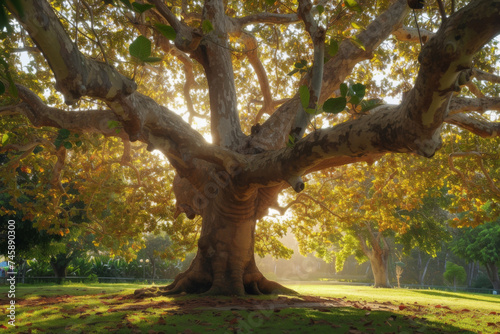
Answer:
[294,61,305,69]
[129,35,151,61]
[305,108,318,115]
[323,97,346,114]
[1,133,9,144]
[299,85,310,110]
[0,81,5,95]
[58,129,71,140]
[155,23,176,41]
[349,95,362,105]
[286,135,296,148]
[340,83,348,98]
[144,57,162,63]
[317,5,324,15]
[63,142,73,150]
[265,0,275,5]
[344,0,362,13]
[327,39,339,57]
[350,36,365,50]
[202,20,214,34]
[75,141,83,147]
[351,83,366,99]
[132,2,154,13]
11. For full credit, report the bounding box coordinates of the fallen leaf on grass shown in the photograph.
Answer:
[398,305,406,310]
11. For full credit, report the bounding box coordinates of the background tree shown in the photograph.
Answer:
[1,0,499,295]
[451,221,500,290]
[443,261,467,290]
[285,152,452,287]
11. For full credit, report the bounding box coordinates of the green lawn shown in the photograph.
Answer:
[1,282,499,333]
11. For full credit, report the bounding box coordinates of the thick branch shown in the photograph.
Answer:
[198,0,245,148]
[255,0,409,150]
[473,69,500,84]
[149,0,202,52]
[241,0,500,188]
[3,84,244,184]
[3,85,124,136]
[234,31,274,123]
[448,97,500,115]
[7,0,136,105]
[445,114,500,138]
[290,0,326,140]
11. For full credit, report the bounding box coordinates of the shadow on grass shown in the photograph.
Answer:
[10,298,475,334]
[412,289,498,303]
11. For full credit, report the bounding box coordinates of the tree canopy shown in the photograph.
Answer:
[1,0,499,295]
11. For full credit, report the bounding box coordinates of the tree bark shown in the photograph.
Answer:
[368,247,391,288]
[142,177,295,296]
[356,225,392,288]
[485,263,500,291]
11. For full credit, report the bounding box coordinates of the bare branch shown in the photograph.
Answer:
[445,114,500,138]
[80,0,109,65]
[436,0,447,21]
[448,97,500,115]
[473,69,500,84]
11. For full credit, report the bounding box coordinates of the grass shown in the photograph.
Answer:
[1,282,499,333]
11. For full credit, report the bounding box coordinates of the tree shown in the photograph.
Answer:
[1,0,499,296]
[443,261,466,289]
[286,152,451,288]
[451,221,500,290]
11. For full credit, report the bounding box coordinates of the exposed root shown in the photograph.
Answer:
[133,276,297,298]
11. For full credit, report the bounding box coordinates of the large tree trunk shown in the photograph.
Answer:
[148,180,295,296]
[357,224,392,288]
[368,247,391,288]
[485,263,500,291]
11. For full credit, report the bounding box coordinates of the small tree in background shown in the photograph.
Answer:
[444,262,466,290]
